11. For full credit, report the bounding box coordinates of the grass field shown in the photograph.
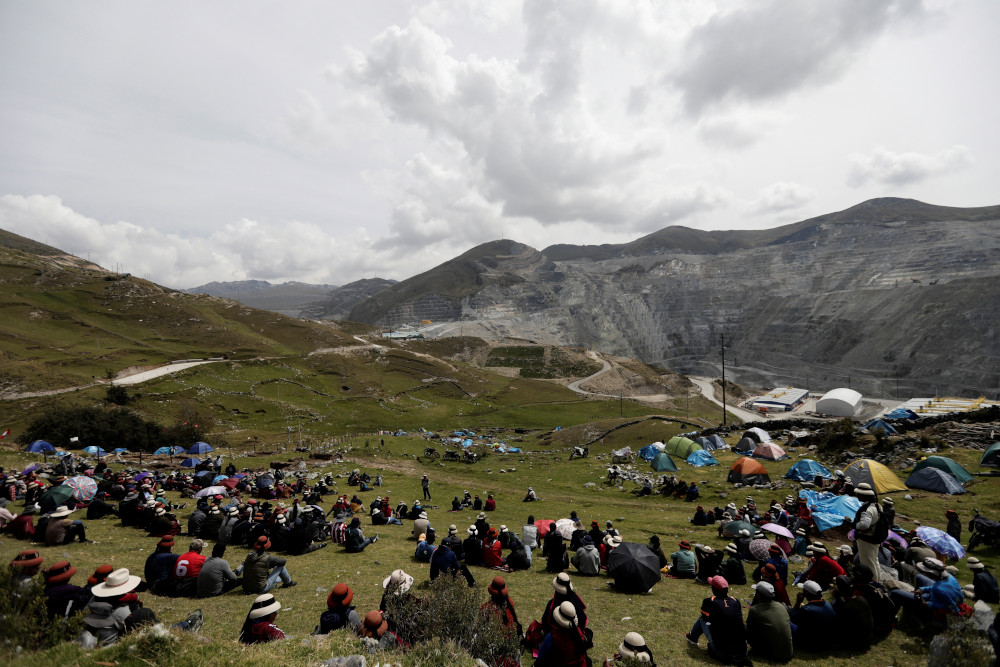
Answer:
[3,426,1000,666]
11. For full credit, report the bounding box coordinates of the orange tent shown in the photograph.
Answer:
[728,457,771,485]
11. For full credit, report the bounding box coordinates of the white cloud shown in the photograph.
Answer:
[696,109,787,150]
[847,145,973,188]
[672,0,929,114]
[749,181,816,215]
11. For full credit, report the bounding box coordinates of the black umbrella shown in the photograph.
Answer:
[606,542,661,593]
[194,470,214,486]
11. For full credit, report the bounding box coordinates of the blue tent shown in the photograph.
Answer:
[213,474,228,484]
[905,467,966,495]
[784,459,834,482]
[83,446,108,456]
[188,442,213,455]
[153,447,173,455]
[800,489,862,532]
[686,450,719,467]
[638,444,663,462]
[112,448,129,453]
[172,446,186,455]
[26,440,55,453]
[863,419,898,435]
[886,408,919,420]
[180,457,201,468]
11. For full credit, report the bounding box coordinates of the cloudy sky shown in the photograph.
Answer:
[1,1,996,289]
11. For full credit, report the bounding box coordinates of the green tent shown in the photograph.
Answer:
[664,436,701,459]
[650,451,678,472]
[981,442,1000,467]
[911,456,973,484]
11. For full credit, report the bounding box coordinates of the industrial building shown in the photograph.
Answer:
[751,387,809,413]
[816,388,863,417]
[894,396,1000,417]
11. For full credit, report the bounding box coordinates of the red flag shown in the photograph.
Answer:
[0,429,9,439]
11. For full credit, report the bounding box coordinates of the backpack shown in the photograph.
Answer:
[854,503,889,544]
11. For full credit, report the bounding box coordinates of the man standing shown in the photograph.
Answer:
[852,482,884,582]
[421,475,431,501]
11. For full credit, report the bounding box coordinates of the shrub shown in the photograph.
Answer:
[0,566,83,658]
[927,619,995,667]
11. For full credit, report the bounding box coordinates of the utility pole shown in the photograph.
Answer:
[619,390,623,418]
[721,333,727,426]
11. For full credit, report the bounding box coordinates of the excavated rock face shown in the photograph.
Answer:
[344,199,1000,397]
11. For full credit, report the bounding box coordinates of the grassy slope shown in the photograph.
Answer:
[3,428,999,666]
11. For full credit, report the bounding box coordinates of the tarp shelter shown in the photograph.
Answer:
[686,450,718,467]
[905,468,967,495]
[752,442,788,461]
[743,427,772,443]
[153,447,174,455]
[734,437,756,454]
[863,419,898,436]
[911,456,973,484]
[886,408,919,420]
[981,442,1000,467]
[26,440,55,453]
[784,459,833,482]
[843,459,907,494]
[650,451,678,472]
[799,489,863,532]
[638,443,664,462]
[663,436,701,459]
[728,457,771,485]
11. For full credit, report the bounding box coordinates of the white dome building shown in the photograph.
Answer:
[816,388,863,417]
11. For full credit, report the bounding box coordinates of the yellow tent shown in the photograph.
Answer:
[843,458,907,494]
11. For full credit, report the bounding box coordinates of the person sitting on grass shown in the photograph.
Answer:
[745,580,793,663]
[45,505,90,545]
[197,543,242,598]
[694,545,722,584]
[91,567,158,633]
[602,632,656,667]
[242,536,296,594]
[239,593,286,645]
[42,560,88,620]
[685,575,748,665]
[669,541,696,579]
[691,505,708,526]
[10,549,43,590]
[789,580,836,652]
[482,576,523,645]
[523,487,538,502]
[832,574,873,653]
[315,582,362,635]
[535,601,591,667]
[721,543,748,587]
[415,533,436,562]
[344,517,378,553]
[571,535,601,576]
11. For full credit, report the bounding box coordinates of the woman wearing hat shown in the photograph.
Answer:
[44,505,89,546]
[239,593,286,645]
[415,533,436,562]
[10,549,43,589]
[482,527,506,568]
[541,572,588,634]
[317,582,361,634]
[358,609,407,650]
[464,525,484,566]
[720,543,747,585]
[536,600,590,667]
[968,557,1000,604]
[482,576,523,652]
[603,632,656,666]
[42,560,87,620]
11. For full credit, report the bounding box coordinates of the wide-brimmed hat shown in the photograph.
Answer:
[883,497,894,505]
[10,550,43,569]
[50,505,75,518]
[752,580,775,599]
[254,536,271,551]
[679,540,691,550]
[855,482,876,498]
[553,600,577,629]
[918,557,946,577]
[467,525,478,536]
[226,506,239,516]
[92,568,141,598]
[794,528,806,537]
[837,544,853,555]
[477,512,487,520]
[810,542,828,556]
[448,524,458,535]
[488,575,509,598]
[87,564,115,586]
[738,529,750,537]
[419,511,428,520]
[707,575,728,592]
[968,557,986,571]
[360,610,388,638]
[618,632,652,662]
[382,569,414,595]
[964,584,977,599]
[486,527,499,540]
[725,543,738,555]
[552,572,573,595]
[43,561,77,585]
[248,593,281,619]
[84,600,118,628]
[327,582,354,609]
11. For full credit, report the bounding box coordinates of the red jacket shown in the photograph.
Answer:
[174,551,206,578]
[483,538,503,567]
[806,555,845,588]
[484,498,496,511]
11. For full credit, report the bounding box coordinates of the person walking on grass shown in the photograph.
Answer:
[421,474,431,501]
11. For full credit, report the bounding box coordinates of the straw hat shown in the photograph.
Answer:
[968,557,986,571]
[618,632,652,662]
[50,505,75,518]
[552,572,573,595]
[360,610,388,639]
[467,525,478,536]
[91,568,141,598]
[724,543,738,555]
[327,582,354,609]
[552,600,577,629]
[382,569,414,595]
[248,593,281,619]
[855,482,876,498]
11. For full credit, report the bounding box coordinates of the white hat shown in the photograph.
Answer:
[798,580,823,596]
[552,572,573,595]
[91,568,142,598]
[855,482,876,498]
[725,543,738,555]
[968,557,986,571]
[738,529,750,537]
[419,511,428,519]
[752,581,775,599]
[467,526,478,536]
[552,600,577,629]
[155,507,166,516]
[618,632,651,662]
[382,569,414,595]
[50,505,75,518]
[917,557,945,578]
[478,512,487,520]
[248,593,281,619]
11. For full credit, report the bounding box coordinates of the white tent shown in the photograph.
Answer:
[816,388,863,417]
[745,427,772,443]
